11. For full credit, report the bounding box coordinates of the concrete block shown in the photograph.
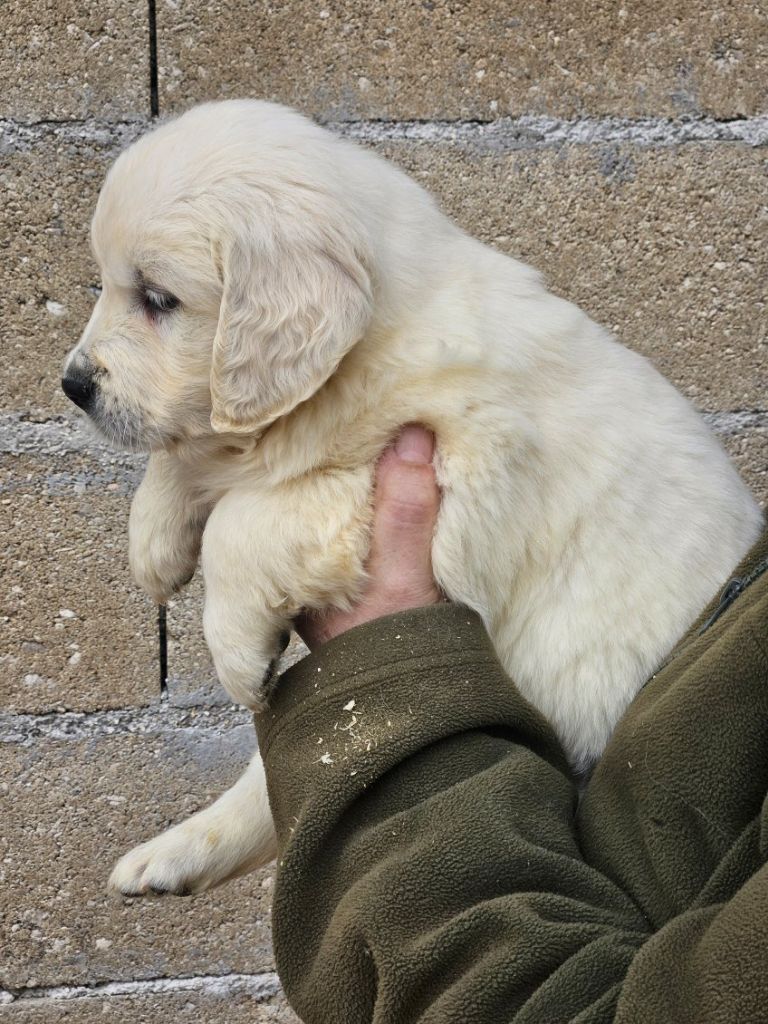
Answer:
[0,421,157,713]
[1,987,298,1023]
[372,137,766,411]
[1,121,142,415]
[157,1,768,120]
[1,2,149,121]
[0,715,276,992]
[711,415,768,508]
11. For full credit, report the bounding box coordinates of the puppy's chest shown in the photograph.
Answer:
[186,447,267,503]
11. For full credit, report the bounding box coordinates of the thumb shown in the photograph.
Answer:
[369,426,440,591]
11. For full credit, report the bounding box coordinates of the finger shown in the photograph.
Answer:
[375,426,438,530]
[393,424,435,464]
[294,427,440,648]
[370,427,440,582]
[375,458,440,530]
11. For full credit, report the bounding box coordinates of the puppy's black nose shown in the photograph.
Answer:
[61,372,96,411]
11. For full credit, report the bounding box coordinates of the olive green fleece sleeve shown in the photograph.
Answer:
[255,606,650,1023]
[255,601,768,1024]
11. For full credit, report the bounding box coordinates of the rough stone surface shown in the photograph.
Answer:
[337,115,768,149]
[1,2,150,122]
[158,0,768,121]
[372,137,767,412]
[1,121,143,415]
[0,435,156,713]
[0,989,298,1023]
[712,417,768,508]
[0,723,275,991]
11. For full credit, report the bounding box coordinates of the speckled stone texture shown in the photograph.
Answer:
[157,0,768,121]
[0,1,149,122]
[0,719,274,991]
[0,432,155,713]
[719,418,768,504]
[0,122,143,415]
[0,989,299,1023]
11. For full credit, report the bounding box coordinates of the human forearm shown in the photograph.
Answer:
[256,605,650,1024]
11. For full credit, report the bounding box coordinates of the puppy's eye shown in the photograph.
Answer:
[143,288,180,316]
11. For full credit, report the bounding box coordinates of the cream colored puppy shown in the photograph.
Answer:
[62,100,762,897]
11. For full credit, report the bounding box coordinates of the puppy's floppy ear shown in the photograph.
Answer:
[210,206,372,433]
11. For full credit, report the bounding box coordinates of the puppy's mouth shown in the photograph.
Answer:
[62,383,153,453]
[87,403,153,454]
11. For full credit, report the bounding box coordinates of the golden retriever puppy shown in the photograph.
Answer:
[62,100,762,896]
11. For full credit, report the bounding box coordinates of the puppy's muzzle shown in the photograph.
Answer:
[61,369,96,412]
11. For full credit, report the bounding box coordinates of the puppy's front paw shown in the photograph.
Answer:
[129,520,200,604]
[109,822,228,897]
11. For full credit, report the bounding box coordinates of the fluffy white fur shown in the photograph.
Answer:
[63,100,762,896]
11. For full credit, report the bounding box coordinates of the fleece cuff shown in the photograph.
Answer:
[254,604,568,848]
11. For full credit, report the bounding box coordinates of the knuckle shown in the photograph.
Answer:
[383,492,437,527]
[379,467,439,525]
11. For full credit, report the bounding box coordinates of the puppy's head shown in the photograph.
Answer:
[62,101,373,450]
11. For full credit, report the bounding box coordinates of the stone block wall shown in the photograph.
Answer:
[1,2,766,1020]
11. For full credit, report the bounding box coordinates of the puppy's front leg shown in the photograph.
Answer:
[202,468,373,709]
[109,751,276,896]
[111,468,373,898]
[130,451,211,603]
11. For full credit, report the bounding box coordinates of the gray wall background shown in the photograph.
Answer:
[1,1,766,1020]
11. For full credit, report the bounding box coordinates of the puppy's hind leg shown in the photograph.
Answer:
[109,750,276,896]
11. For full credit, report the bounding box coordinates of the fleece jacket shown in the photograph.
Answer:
[254,526,768,1023]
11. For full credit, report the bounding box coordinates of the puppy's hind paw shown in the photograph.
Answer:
[109,826,223,898]
[207,629,292,709]
[258,632,290,703]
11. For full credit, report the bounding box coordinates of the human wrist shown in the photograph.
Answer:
[297,587,442,649]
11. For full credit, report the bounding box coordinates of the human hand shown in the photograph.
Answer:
[296,425,442,650]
